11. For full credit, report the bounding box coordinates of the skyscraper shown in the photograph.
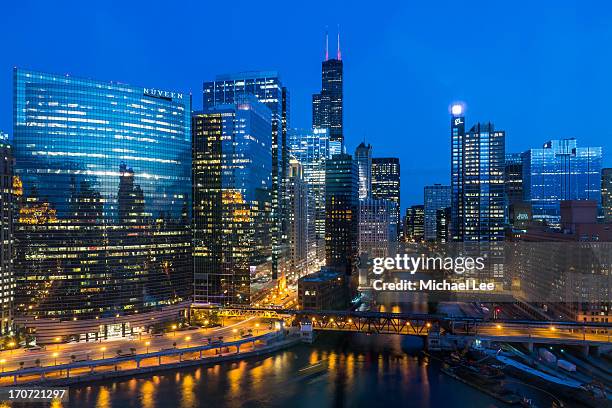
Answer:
[192,96,273,306]
[523,139,602,226]
[313,31,343,144]
[13,69,192,343]
[371,158,400,237]
[450,104,466,241]
[288,128,331,264]
[450,111,506,242]
[325,153,358,275]
[436,207,451,243]
[603,168,612,223]
[355,142,372,199]
[358,198,395,258]
[287,159,309,276]
[424,184,451,241]
[0,131,14,334]
[203,71,289,279]
[403,205,425,242]
[504,153,524,206]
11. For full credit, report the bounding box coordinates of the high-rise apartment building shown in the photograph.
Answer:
[13,69,192,343]
[192,96,273,306]
[436,207,451,243]
[450,105,505,242]
[325,153,358,275]
[523,139,602,226]
[355,142,372,200]
[0,132,14,334]
[203,71,289,279]
[424,184,451,241]
[287,159,309,276]
[371,158,400,237]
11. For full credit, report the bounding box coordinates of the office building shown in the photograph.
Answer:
[358,198,396,258]
[403,205,424,242]
[287,159,309,276]
[371,157,400,237]
[0,132,13,334]
[288,128,332,264]
[325,153,359,275]
[355,142,372,199]
[450,106,505,242]
[192,96,273,306]
[424,184,451,241]
[203,71,289,279]
[522,139,602,227]
[313,32,343,144]
[298,268,346,310]
[604,168,612,223]
[505,153,524,206]
[13,69,192,343]
[435,207,451,243]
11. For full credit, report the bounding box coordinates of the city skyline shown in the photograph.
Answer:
[2,0,612,208]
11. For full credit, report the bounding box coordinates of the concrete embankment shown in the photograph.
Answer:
[7,337,301,387]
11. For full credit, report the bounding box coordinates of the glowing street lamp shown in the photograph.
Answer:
[185,336,191,342]
[0,358,5,373]
[101,346,106,359]
[7,342,15,356]
[171,325,177,337]
[145,341,150,354]
[52,352,59,366]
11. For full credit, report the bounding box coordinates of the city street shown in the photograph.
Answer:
[0,317,273,375]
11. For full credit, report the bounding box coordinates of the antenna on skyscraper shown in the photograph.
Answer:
[325,26,329,61]
[337,24,342,60]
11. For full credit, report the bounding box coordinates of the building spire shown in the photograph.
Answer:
[337,24,342,60]
[325,27,329,61]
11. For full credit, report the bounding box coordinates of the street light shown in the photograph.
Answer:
[172,325,177,337]
[7,341,15,356]
[185,336,191,342]
[0,358,5,373]
[52,352,59,366]
[55,337,61,351]
[101,346,106,359]
[145,341,150,354]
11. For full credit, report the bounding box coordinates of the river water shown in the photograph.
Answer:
[60,333,522,408]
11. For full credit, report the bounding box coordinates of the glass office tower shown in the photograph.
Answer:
[192,96,272,305]
[522,139,602,226]
[325,153,359,275]
[0,132,14,334]
[424,184,451,241]
[355,142,372,200]
[288,128,331,265]
[451,118,505,242]
[13,69,192,342]
[313,49,343,144]
[203,71,289,280]
[371,158,401,238]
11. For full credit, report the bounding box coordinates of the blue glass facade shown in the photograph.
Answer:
[12,69,192,322]
[192,96,272,305]
[523,139,602,226]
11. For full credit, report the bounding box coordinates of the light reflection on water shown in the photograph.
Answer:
[53,333,511,408]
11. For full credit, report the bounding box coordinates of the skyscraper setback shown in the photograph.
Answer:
[203,71,289,279]
[313,30,344,145]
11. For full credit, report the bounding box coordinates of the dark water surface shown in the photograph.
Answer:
[58,333,519,408]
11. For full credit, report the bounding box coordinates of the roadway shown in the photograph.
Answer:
[0,317,273,375]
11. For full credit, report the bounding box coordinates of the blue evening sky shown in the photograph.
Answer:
[1,0,611,208]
